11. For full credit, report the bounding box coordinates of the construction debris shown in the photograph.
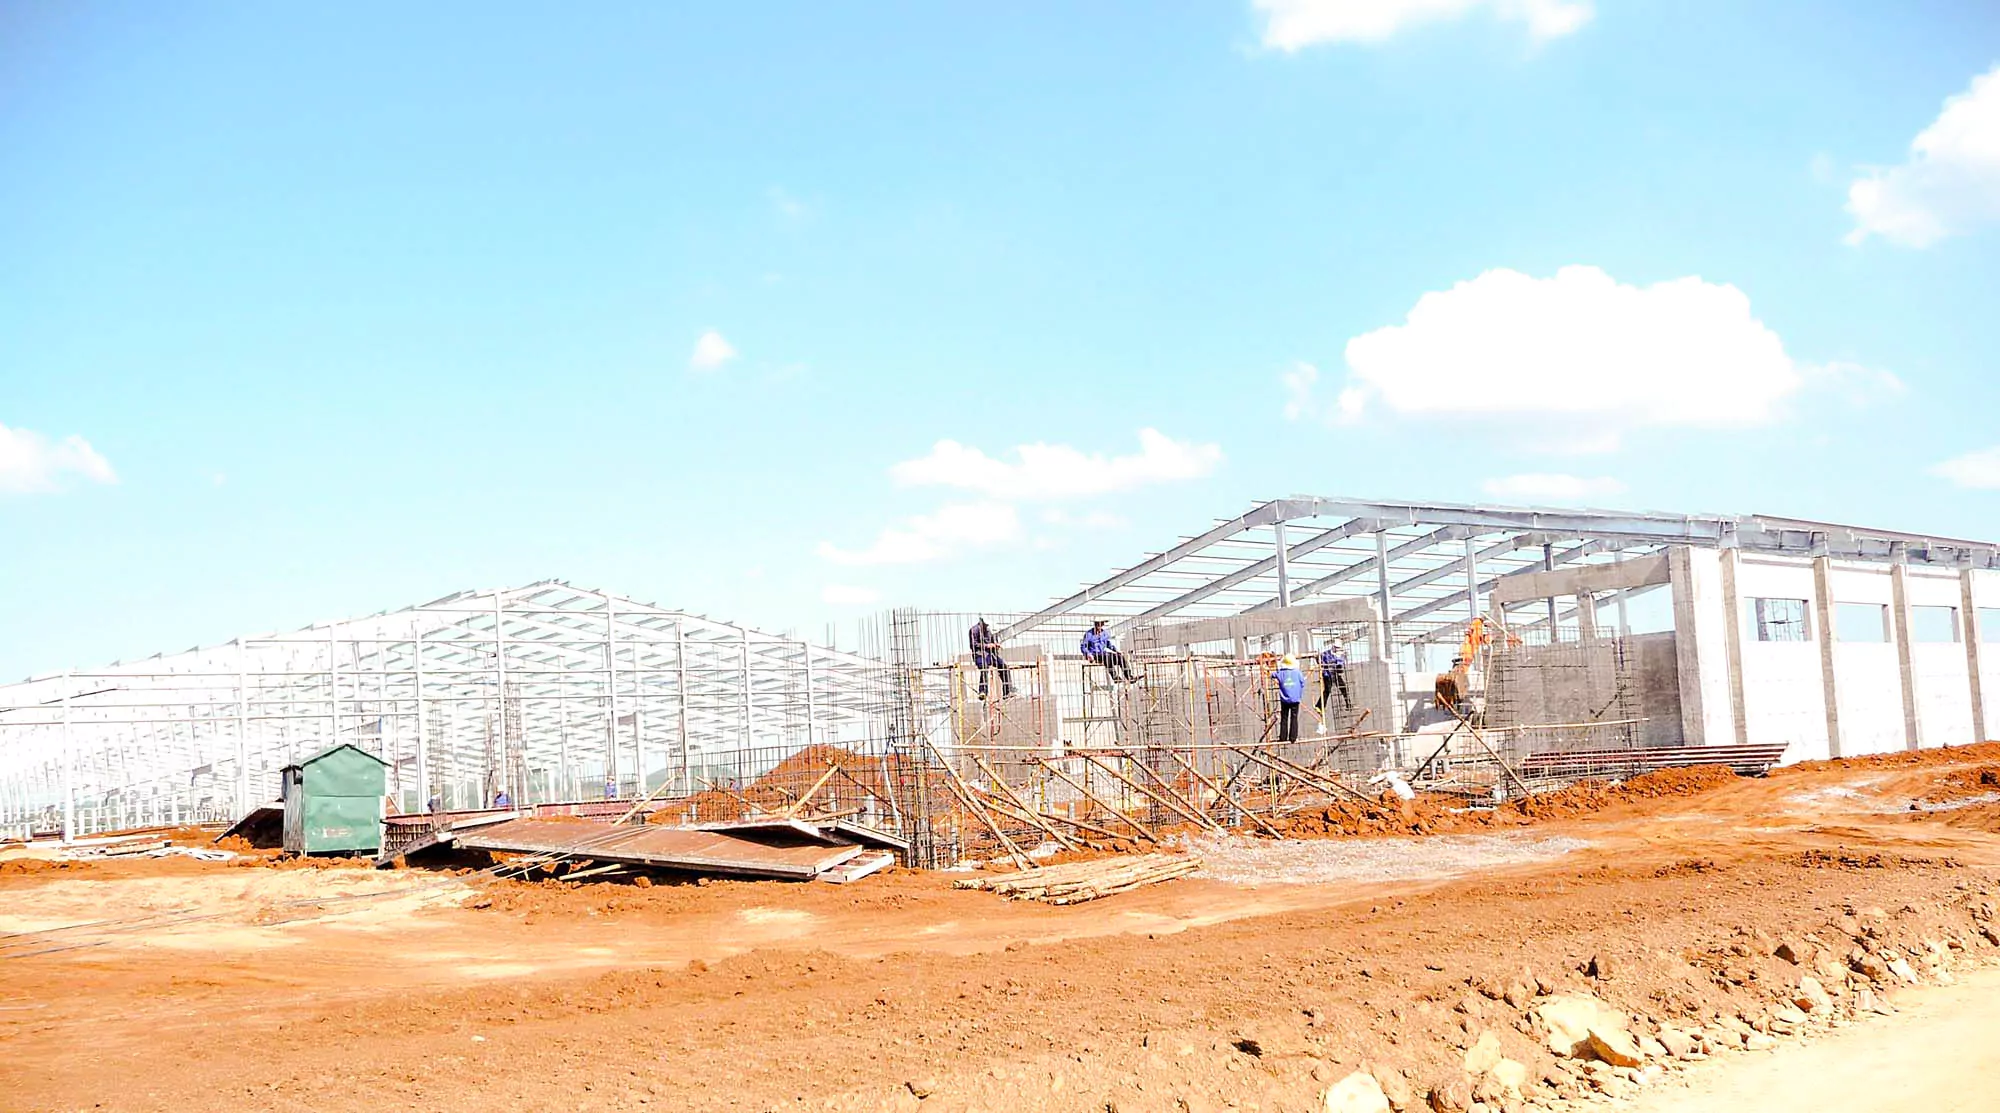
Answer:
[0,831,239,863]
[439,816,901,883]
[953,853,1200,904]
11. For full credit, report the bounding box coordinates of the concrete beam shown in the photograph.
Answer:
[1488,552,1670,605]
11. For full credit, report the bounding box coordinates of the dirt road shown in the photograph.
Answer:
[1627,964,2000,1113]
[5,745,2000,1112]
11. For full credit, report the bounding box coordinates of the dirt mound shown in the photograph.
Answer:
[0,858,74,876]
[1265,765,1744,841]
[266,853,375,871]
[1514,764,1739,818]
[645,789,743,824]
[1918,765,2000,803]
[1622,763,1743,798]
[1938,801,2000,834]
[1778,741,2000,777]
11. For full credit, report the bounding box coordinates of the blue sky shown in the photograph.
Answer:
[4,1,1999,679]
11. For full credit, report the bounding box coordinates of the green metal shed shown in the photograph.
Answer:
[280,743,388,855]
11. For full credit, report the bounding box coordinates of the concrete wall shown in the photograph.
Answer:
[1908,569,1975,747]
[1625,632,1684,748]
[1733,557,1834,759]
[1824,565,1902,757]
[1483,631,1681,749]
[1715,556,1995,761]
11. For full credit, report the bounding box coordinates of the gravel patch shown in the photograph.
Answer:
[1185,831,1589,886]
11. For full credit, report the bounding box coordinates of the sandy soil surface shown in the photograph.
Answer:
[1624,963,2000,1113]
[5,745,2000,1113]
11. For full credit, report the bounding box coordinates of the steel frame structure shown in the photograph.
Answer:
[996,496,2000,650]
[0,581,886,841]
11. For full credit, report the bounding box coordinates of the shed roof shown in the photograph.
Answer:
[281,742,390,773]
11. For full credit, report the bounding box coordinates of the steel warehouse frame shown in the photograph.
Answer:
[0,580,888,841]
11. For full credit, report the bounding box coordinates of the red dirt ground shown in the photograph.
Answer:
[5,745,2000,1113]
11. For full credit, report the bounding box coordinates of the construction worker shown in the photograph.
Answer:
[493,788,512,809]
[1273,654,1307,743]
[1315,642,1350,729]
[1080,619,1140,683]
[1434,656,1471,718]
[967,616,1016,700]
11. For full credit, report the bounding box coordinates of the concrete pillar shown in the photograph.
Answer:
[1668,546,1708,746]
[1718,546,1749,746]
[1811,552,1844,759]
[1543,543,1558,631]
[1576,592,1599,644]
[1963,568,1988,742]
[1374,530,1393,651]
[1890,551,1923,750]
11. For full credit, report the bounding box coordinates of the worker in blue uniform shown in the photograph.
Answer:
[1079,619,1140,684]
[1273,654,1307,743]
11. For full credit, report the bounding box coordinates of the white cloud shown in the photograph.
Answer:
[1318,266,1805,445]
[1933,446,2000,490]
[1847,66,2000,247]
[688,329,738,372]
[1255,0,1592,49]
[0,424,117,494]
[820,584,882,605]
[816,502,1021,566]
[1283,361,1371,426]
[1480,473,1625,504]
[889,429,1222,502]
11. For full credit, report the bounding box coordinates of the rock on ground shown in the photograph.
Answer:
[1323,1070,1391,1113]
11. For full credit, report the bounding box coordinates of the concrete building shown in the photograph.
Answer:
[994,497,2000,760]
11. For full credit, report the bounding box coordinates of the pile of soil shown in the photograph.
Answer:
[645,743,926,826]
[1270,765,1744,840]
[1918,765,2000,804]
[1777,740,2000,777]
[1514,764,1741,818]
[0,858,76,876]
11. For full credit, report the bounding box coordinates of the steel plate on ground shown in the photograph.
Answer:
[454,817,865,880]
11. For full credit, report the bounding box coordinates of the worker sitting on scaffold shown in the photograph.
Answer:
[967,616,1016,700]
[1080,619,1140,684]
